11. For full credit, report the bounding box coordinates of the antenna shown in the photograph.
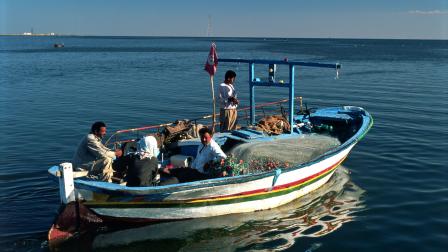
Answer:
[207,15,213,37]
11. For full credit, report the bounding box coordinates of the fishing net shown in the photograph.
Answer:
[215,134,341,175]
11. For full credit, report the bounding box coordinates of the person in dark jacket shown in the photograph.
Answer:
[124,136,178,187]
[123,136,159,186]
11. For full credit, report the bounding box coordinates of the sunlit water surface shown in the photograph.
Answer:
[0,37,447,251]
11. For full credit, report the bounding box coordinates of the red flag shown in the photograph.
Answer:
[204,43,218,76]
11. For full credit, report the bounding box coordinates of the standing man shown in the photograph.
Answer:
[72,121,122,182]
[219,70,239,132]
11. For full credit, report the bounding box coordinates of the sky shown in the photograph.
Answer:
[1,0,447,39]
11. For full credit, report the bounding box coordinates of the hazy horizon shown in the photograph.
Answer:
[2,34,448,41]
[1,0,447,40]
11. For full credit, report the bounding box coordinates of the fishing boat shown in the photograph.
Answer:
[52,167,364,251]
[47,57,372,243]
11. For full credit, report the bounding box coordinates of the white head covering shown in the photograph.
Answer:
[136,136,159,159]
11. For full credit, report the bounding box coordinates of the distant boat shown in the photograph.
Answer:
[54,43,64,48]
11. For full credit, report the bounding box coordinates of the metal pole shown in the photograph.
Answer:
[249,63,255,125]
[289,65,295,133]
[210,75,216,132]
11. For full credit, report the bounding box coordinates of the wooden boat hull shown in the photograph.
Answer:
[86,145,351,219]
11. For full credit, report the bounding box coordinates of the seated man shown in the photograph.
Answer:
[72,121,122,182]
[163,127,227,183]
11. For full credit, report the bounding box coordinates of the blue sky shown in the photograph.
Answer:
[1,0,447,39]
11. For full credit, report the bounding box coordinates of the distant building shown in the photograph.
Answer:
[21,32,56,36]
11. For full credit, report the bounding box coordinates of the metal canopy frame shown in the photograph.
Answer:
[219,58,341,133]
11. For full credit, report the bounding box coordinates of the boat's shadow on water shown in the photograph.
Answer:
[49,166,365,252]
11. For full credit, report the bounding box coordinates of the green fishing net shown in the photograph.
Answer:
[211,134,341,177]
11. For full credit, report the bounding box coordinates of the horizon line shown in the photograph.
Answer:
[0,34,447,41]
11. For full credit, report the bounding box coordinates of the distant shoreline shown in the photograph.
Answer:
[0,33,59,36]
[0,34,446,41]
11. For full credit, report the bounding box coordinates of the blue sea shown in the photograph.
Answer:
[0,36,447,251]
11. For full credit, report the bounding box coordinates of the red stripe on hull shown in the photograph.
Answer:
[192,154,347,201]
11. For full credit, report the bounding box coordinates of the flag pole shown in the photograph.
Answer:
[210,75,216,133]
[204,42,218,133]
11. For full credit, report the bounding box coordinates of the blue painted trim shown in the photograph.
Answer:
[272,169,282,187]
[249,63,255,125]
[289,65,295,134]
[251,82,291,88]
[219,58,341,69]
[223,58,338,131]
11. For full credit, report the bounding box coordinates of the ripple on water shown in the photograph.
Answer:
[1,37,448,251]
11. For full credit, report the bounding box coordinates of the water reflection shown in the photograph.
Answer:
[53,166,365,251]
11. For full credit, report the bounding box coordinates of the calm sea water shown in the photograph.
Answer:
[0,36,447,251]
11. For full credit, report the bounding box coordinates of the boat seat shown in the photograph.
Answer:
[231,129,264,140]
[223,129,266,143]
[309,107,364,122]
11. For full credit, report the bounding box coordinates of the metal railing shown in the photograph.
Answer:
[105,97,302,147]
